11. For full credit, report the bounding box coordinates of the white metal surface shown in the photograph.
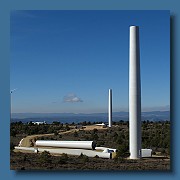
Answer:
[15,146,38,153]
[14,146,111,159]
[38,148,111,159]
[95,147,117,152]
[141,149,152,157]
[129,26,142,159]
[95,123,106,126]
[35,140,96,150]
[108,89,112,127]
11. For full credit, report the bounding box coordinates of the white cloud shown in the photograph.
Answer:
[63,93,83,103]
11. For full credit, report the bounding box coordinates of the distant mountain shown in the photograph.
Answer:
[11,111,170,123]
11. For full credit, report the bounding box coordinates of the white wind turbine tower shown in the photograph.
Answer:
[129,26,142,159]
[108,89,112,127]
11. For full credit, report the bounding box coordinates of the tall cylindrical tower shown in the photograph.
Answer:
[129,26,142,159]
[108,89,112,127]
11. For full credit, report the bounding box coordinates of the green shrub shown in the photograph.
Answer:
[78,153,89,163]
[74,131,78,137]
[57,153,69,164]
[39,151,52,164]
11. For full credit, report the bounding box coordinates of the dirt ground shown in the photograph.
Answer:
[12,124,170,171]
[20,125,107,147]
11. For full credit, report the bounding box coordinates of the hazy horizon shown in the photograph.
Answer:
[11,105,170,114]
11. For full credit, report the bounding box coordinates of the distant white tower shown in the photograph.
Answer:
[108,89,112,127]
[129,26,142,159]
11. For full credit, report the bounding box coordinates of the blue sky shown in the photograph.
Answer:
[10,10,170,113]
